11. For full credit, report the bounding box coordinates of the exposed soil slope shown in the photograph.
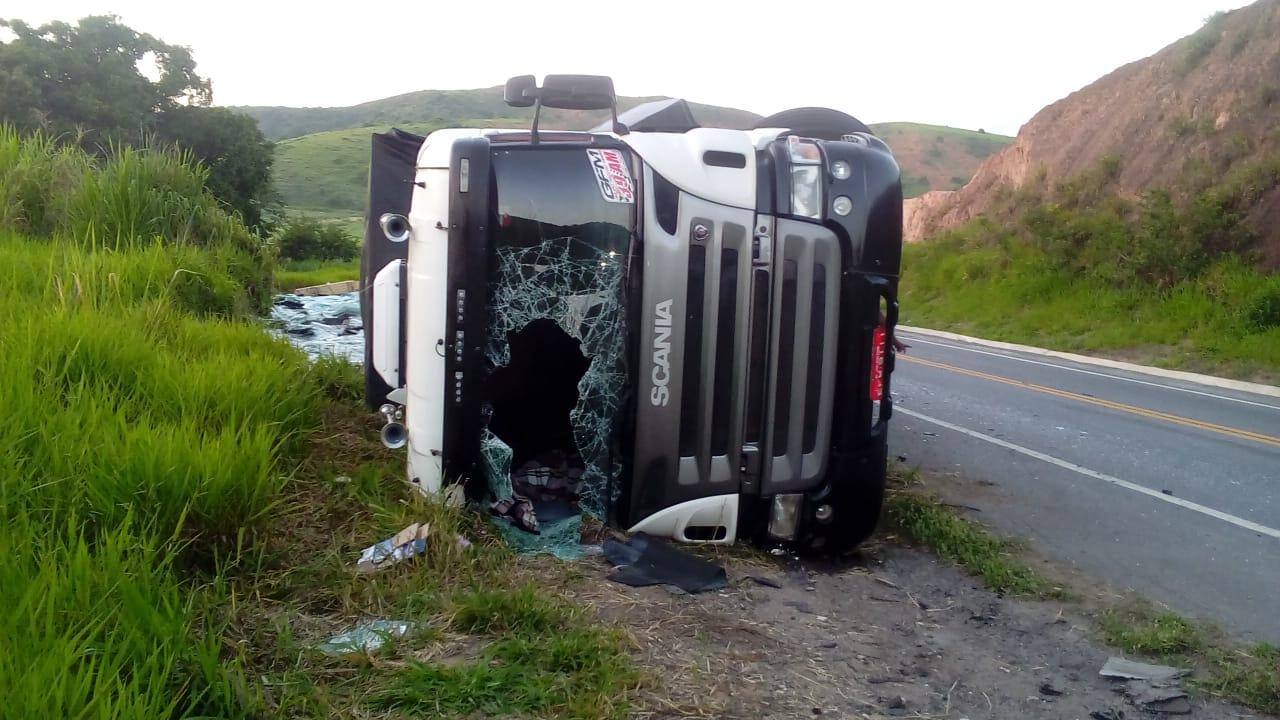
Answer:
[906,0,1280,264]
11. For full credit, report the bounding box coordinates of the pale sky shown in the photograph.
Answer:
[2,0,1257,135]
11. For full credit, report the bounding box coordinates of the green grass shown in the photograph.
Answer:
[884,470,1056,597]
[276,258,361,291]
[370,584,635,719]
[902,239,1280,380]
[0,230,321,717]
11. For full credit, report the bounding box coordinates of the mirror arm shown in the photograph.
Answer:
[531,98,543,145]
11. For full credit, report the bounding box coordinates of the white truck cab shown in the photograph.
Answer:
[361,75,903,552]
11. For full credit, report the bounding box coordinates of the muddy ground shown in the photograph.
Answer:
[561,540,1266,720]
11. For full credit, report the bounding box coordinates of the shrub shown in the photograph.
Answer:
[1247,286,1280,329]
[1181,12,1226,74]
[274,216,359,262]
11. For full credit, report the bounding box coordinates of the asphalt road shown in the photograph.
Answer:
[888,328,1280,642]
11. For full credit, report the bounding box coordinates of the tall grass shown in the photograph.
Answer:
[0,126,275,310]
[0,131,325,717]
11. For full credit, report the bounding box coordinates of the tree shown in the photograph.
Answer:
[0,15,273,226]
[155,106,274,228]
[0,15,209,143]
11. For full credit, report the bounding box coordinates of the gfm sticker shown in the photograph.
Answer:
[587,148,635,204]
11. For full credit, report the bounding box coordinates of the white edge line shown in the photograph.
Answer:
[901,335,1280,411]
[897,406,1280,541]
[898,325,1280,400]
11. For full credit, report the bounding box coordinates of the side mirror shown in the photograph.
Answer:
[504,75,538,108]
[538,74,616,110]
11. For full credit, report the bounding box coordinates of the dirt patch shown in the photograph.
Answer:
[564,543,1263,719]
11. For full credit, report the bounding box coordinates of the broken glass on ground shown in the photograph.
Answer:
[316,620,414,656]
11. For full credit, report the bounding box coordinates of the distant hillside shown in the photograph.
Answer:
[906,0,1280,267]
[261,92,1006,213]
[873,123,1012,197]
[235,86,762,140]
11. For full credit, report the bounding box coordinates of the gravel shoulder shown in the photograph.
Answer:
[563,539,1268,719]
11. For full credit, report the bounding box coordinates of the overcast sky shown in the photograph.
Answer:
[3,0,1256,135]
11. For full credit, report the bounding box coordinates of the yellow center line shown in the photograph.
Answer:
[899,355,1280,448]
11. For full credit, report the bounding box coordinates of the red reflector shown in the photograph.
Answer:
[870,326,886,402]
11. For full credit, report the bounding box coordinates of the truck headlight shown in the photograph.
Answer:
[768,493,804,540]
[787,136,823,219]
[791,166,822,219]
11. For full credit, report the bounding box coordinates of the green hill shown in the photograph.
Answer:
[235,86,761,141]
[248,87,1011,214]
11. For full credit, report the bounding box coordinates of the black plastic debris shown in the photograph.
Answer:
[602,533,727,593]
[1038,682,1064,696]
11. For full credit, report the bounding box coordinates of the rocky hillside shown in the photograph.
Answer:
[906,0,1280,266]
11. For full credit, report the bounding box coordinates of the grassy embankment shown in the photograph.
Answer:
[0,127,634,719]
[902,155,1280,380]
[886,467,1279,713]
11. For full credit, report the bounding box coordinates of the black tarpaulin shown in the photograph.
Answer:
[602,533,728,593]
[753,107,872,140]
[361,128,424,409]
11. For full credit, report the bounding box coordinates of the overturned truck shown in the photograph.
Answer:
[362,75,902,552]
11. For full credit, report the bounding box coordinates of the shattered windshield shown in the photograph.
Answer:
[480,147,636,537]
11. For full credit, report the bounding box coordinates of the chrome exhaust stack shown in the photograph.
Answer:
[379,402,407,449]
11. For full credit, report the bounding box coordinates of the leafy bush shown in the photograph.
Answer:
[1247,285,1280,330]
[274,215,359,262]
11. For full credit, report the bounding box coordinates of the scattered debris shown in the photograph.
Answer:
[271,292,364,363]
[1161,489,1174,496]
[1089,709,1124,720]
[922,431,938,437]
[602,533,727,593]
[454,534,473,550]
[356,522,429,573]
[1099,657,1187,682]
[1038,682,1064,696]
[887,695,907,710]
[896,454,908,462]
[316,620,414,655]
[747,574,784,589]
[784,600,815,614]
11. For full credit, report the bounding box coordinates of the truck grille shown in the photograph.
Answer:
[760,223,841,494]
